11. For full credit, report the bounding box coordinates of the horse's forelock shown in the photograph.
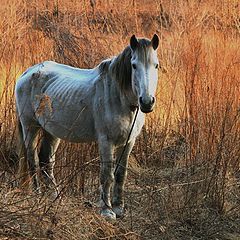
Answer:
[137,38,152,48]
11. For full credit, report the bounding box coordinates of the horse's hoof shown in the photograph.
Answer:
[113,206,125,218]
[44,187,60,201]
[49,190,60,201]
[100,208,116,221]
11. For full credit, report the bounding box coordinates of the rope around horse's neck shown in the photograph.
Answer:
[114,106,139,176]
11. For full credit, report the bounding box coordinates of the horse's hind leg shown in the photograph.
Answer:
[21,123,41,193]
[112,140,135,218]
[39,130,60,198]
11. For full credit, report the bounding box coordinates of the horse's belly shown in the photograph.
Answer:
[38,113,96,143]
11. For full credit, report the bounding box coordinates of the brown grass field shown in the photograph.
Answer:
[0,0,240,239]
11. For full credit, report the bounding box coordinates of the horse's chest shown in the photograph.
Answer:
[109,115,144,145]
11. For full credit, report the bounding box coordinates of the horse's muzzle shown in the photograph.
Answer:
[139,96,155,113]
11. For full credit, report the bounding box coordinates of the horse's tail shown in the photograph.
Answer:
[16,118,29,189]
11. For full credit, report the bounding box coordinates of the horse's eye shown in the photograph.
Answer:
[132,63,137,69]
[155,64,159,69]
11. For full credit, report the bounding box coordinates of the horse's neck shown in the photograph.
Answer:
[104,73,137,113]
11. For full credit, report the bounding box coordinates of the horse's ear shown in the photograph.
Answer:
[151,34,159,50]
[130,35,139,51]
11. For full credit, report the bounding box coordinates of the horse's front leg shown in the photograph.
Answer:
[98,136,116,220]
[112,139,135,218]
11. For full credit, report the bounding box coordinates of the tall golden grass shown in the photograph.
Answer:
[0,0,239,239]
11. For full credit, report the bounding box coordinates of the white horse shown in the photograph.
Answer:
[15,34,159,220]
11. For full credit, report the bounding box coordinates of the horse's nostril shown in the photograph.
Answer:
[151,96,155,105]
[139,97,143,105]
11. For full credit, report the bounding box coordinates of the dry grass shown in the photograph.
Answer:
[0,0,240,239]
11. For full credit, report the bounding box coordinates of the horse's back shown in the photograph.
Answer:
[16,60,97,87]
[40,61,98,80]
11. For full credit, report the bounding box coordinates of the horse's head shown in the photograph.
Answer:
[130,34,159,113]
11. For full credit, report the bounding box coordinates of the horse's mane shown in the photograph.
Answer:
[98,39,152,92]
[110,46,132,91]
